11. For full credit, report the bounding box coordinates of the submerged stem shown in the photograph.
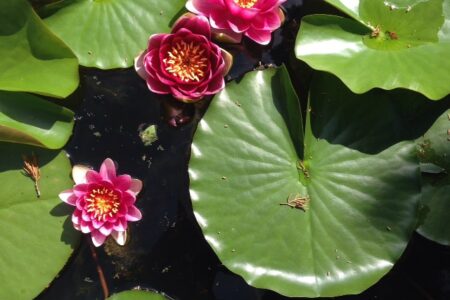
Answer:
[89,241,109,299]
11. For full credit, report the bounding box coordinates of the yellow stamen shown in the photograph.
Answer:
[85,187,121,221]
[234,0,258,8]
[163,40,209,83]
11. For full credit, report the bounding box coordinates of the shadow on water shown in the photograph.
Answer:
[35,0,450,299]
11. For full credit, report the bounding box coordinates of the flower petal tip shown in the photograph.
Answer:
[112,230,127,246]
[72,165,91,185]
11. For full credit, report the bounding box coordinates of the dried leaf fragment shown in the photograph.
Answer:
[22,153,41,198]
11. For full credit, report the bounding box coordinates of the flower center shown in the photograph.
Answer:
[234,0,258,8]
[86,187,120,221]
[164,41,208,82]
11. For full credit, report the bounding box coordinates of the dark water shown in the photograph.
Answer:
[36,0,450,299]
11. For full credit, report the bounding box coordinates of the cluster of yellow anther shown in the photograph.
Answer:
[164,41,208,82]
[86,187,120,221]
[234,0,258,8]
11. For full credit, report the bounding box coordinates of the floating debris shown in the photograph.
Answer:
[280,193,309,211]
[297,160,310,178]
[22,153,41,198]
[139,124,158,146]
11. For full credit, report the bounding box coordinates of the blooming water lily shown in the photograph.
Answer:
[186,0,286,45]
[59,159,143,247]
[135,14,233,102]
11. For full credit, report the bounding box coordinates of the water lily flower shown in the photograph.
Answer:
[135,13,233,102]
[186,0,286,45]
[59,159,143,247]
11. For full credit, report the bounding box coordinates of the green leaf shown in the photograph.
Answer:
[108,290,169,300]
[0,0,79,98]
[416,109,450,245]
[44,0,186,69]
[417,109,450,171]
[0,91,74,149]
[295,0,450,100]
[189,68,421,297]
[0,143,80,300]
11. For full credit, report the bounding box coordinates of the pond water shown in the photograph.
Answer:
[35,0,450,299]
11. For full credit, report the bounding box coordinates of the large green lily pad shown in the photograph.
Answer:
[417,109,450,245]
[0,143,80,300]
[44,0,186,69]
[108,290,169,300]
[189,67,421,297]
[0,91,74,149]
[295,0,450,100]
[0,0,79,98]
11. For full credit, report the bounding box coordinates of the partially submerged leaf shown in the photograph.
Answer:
[189,67,422,297]
[0,91,74,149]
[108,290,169,300]
[44,0,186,69]
[0,143,80,300]
[0,0,79,98]
[295,0,450,100]
[416,109,450,245]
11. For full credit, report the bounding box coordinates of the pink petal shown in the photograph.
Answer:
[76,197,86,211]
[72,165,90,184]
[147,33,166,50]
[172,14,211,39]
[72,210,81,225]
[113,219,127,231]
[252,9,282,30]
[112,175,131,191]
[134,50,148,81]
[80,221,93,234]
[129,179,143,195]
[146,73,171,94]
[117,203,128,217]
[111,230,127,246]
[258,0,286,11]
[187,0,224,15]
[86,170,103,183]
[244,28,273,45]
[81,210,91,222]
[99,223,113,236]
[227,18,250,33]
[209,11,230,29]
[92,219,105,229]
[126,206,142,222]
[73,184,89,197]
[91,230,107,247]
[99,158,117,182]
[59,189,76,206]
[122,191,136,206]
[206,74,225,95]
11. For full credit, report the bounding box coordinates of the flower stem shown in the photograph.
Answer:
[89,241,109,299]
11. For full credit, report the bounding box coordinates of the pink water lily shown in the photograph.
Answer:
[135,13,233,102]
[59,159,143,247]
[186,0,286,45]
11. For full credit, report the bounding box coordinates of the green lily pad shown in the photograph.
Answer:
[108,290,169,300]
[0,0,79,98]
[0,91,74,149]
[295,0,450,100]
[44,0,186,69]
[189,67,421,297]
[416,109,450,245]
[0,143,80,300]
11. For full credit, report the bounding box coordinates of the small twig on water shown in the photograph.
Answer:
[89,241,109,299]
[22,152,41,198]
